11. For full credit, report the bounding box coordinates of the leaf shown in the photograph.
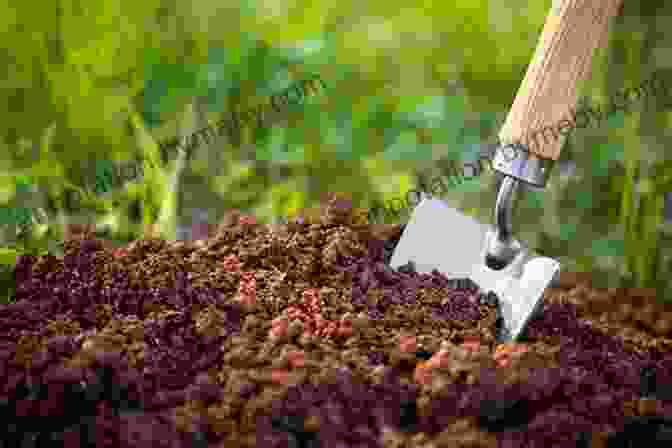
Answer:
[15,174,33,187]
[416,95,468,156]
[401,94,465,131]
[382,130,428,162]
[449,176,485,194]
[95,159,115,179]
[238,40,284,95]
[457,128,485,149]
[590,236,626,258]
[267,179,307,218]
[604,110,626,129]
[199,47,240,111]
[0,208,11,226]
[479,111,501,135]
[93,177,111,196]
[31,160,67,188]
[368,101,398,133]
[575,190,594,210]
[524,189,545,209]
[212,162,255,195]
[276,38,327,64]
[13,208,33,228]
[0,248,19,267]
[282,120,313,164]
[254,0,327,46]
[141,62,199,127]
[0,181,14,204]
[592,143,625,176]
[322,117,359,162]
[558,222,579,241]
[255,126,289,163]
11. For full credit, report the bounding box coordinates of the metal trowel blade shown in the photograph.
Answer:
[389,197,560,342]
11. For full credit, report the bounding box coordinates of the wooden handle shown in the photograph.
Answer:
[498,0,623,161]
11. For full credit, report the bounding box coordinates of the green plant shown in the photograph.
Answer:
[0,247,18,305]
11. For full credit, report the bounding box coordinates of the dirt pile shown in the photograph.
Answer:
[2,197,671,447]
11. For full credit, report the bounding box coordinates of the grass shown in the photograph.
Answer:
[0,264,15,305]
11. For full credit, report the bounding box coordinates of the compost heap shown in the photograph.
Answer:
[1,198,672,447]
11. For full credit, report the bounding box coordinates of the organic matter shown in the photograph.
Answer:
[1,197,671,447]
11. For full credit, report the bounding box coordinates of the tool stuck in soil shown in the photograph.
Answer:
[392,199,561,342]
[391,0,624,342]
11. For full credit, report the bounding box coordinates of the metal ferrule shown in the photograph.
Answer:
[491,142,554,188]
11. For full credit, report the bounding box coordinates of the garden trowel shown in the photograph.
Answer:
[390,0,623,342]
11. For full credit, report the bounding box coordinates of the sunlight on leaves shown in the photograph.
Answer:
[383,130,423,162]
[268,180,307,219]
[0,249,18,272]
[213,163,255,195]
[0,182,15,205]
[401,95,455,130]
[278,38,327,63]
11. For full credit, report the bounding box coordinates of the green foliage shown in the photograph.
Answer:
[0,248,19,268]
[524,189,546,210]
[93,160,116,194]
[0,262,15,305]
[557,222,579,242]
[590,236,626,258]
[591,143,625,176]
[575,190,594,211]
[141,50,201,128]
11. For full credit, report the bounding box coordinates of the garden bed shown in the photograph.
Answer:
[1,199,671,447]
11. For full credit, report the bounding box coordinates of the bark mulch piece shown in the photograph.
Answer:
[2,197,671,447]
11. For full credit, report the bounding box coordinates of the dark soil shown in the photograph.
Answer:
[1,198,671,447]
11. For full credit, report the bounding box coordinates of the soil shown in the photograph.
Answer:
[1,197,671,447]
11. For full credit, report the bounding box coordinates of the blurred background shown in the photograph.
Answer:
[1,0,672,301]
